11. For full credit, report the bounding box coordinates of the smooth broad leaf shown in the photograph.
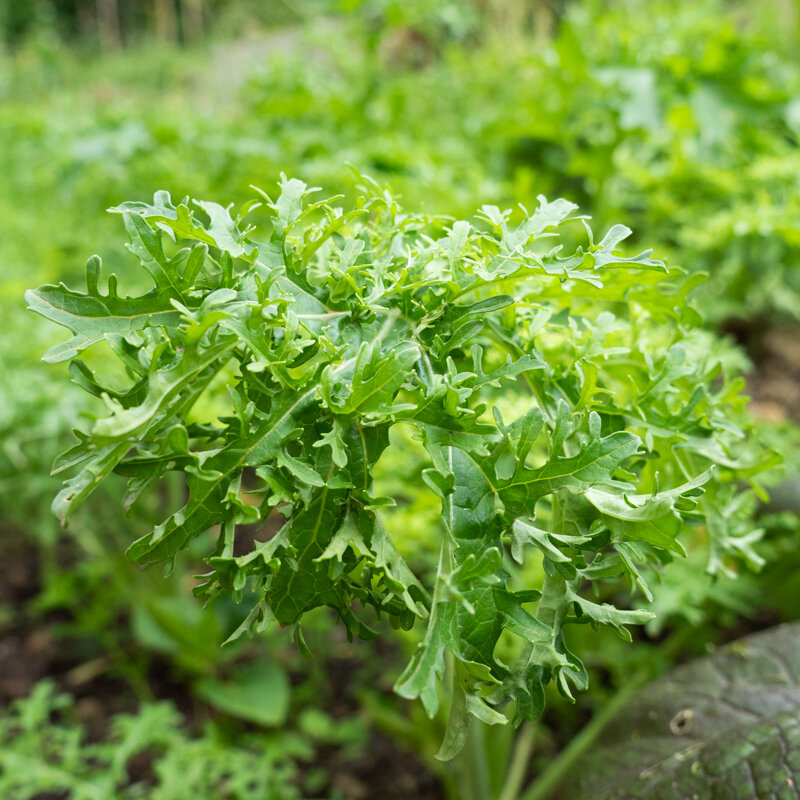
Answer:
[566,622,800,800]
[195,662,290,727]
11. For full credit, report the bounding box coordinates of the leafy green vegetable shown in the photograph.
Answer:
[0,680,308,800]
[565,621,800,800]
[27,175,775,755]
[503,0,800,322]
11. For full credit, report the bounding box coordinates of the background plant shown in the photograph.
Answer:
[0,680,313,800]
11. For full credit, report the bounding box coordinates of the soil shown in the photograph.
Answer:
[0,530,145,740]
[726,323,800,422]
[319,730,443,800]
[0,525,444,799]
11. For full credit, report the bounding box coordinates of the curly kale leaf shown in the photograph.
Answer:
[26,176,776,755]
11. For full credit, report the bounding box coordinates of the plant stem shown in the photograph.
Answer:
[519,671,648,800]
[498,723,536,800]
[535,569,568,631]
[468,717,493,800]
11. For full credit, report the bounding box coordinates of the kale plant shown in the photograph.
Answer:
[27,176,773,756]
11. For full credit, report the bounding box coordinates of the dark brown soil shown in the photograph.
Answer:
[750,328,800,422]
[0,526,444,799]
[319,730,443,800]
[726,322,800,422]
[0,529,138,726]
[0,536,64,702]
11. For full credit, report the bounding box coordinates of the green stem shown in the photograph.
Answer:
[498,723,536,800]
[519,672,648,800]
[467,717,493,800]
[535,569,568,632]
[485,326,548,410]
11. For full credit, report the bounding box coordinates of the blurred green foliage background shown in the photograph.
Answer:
[1,1,800,798]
